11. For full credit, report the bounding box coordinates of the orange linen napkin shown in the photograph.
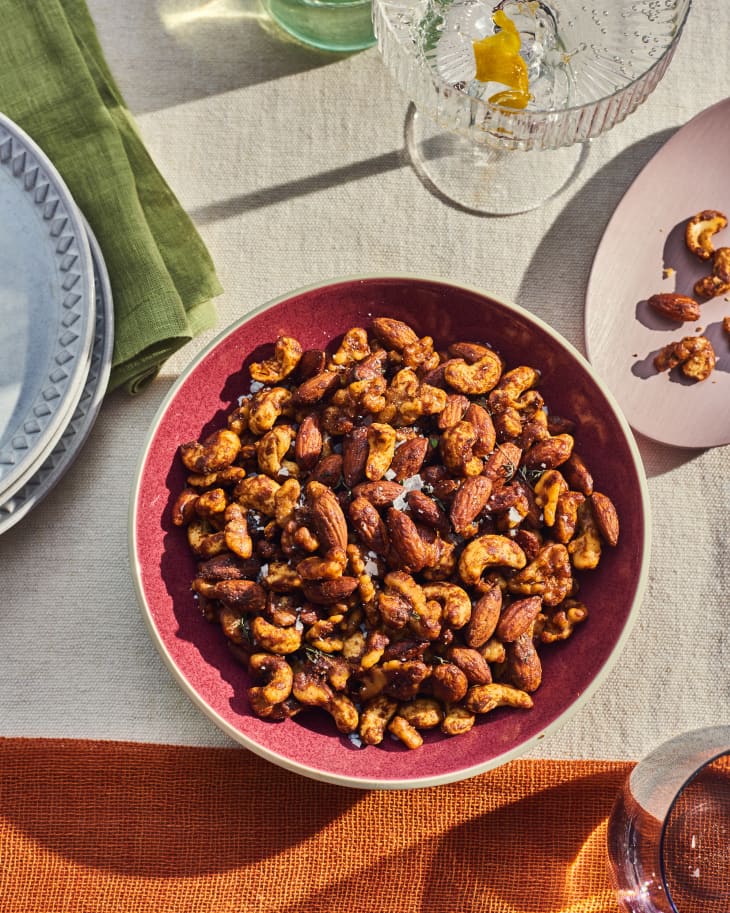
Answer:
[0,737,629,913]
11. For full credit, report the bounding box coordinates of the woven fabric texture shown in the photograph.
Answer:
[0,737,629,913]
[0,0,221,393]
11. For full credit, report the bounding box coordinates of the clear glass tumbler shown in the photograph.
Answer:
[263,0,375,52]
[607,726,730,913]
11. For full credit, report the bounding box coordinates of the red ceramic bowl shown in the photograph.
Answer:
[130,276,650,789]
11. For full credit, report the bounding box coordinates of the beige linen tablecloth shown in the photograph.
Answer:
[0,0,727,764]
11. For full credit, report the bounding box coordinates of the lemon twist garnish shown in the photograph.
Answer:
[472,9,531,110]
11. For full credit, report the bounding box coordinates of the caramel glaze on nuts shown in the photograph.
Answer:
[173,317,620,750]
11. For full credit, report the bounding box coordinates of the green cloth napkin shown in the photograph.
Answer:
[0,0,221,393]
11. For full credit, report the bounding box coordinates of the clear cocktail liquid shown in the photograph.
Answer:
[608,754,730,913]
[418,0,687,112]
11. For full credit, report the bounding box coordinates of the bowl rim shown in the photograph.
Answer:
[373,0,692,119]
[128,273,652,790]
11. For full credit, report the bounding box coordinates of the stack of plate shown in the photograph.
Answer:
[0,113,114,535]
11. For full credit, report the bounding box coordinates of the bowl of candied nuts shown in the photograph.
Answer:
[130,276,650,788]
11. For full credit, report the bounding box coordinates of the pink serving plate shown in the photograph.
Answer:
[130,276,650,789]
[586,97,730,448]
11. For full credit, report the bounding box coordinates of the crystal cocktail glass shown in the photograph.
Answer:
[373,0,692,214]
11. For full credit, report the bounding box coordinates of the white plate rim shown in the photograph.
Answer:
[0,222,114,534]
[0,112,96,500]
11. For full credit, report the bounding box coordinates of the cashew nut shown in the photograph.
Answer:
[464,682,533,714]
[458,534,527,587]
[224,502,253,558]
[441,706,476,736]
[194,487,228,523]
[250,616,302,654]
[685,209,728,260]
[440,420,483,477]
[430,663,468,704]
[359,694,399,745]
[397,697,444,730]
[331,326,371,366]
[248,387,293,435]
[187,520,227,558]
[180,429,241,474]
[444,350,503,395]
[172,488,199,526]
[234,474,281,515]
[256,425,294,478]
[248,653,294,706]
[249,335,303,383]
[387,714,423,750]
[422,582,472,629]
[488,365,540,413]
[365,422,397,481]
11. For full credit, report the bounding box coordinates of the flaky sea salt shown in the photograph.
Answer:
[507,506,523,526]
[392,473,425,511]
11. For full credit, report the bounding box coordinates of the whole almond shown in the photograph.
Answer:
[352,480,405,506]
[464,402,496,455]
[483,442,522,489]
[294,414,322,471]
[406,490,449,532]
[349,348,387,381]
[342,426,369,488]
[293,370,340,404]
[523,434,574,471]
[465,584,502,648]
[438,394,470,430]
[506,632,542,692]
[371,317,419,351]
[308,453,343,488]
[295,349,326,380]
[302,576,359,605]
[210,579,267,612]
[387,508,428,572]
[590,492,620,547]
[308,484,348,552]
[389,437,429,481]
[450,475,492,535]
[647,293,701,322]
[447,646,493,685]
[495,596,542,642]
[448,341,493,363]
[561,452,593,496]
[348,496,390,554]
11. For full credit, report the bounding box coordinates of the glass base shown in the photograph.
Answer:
[404,104,590,215]
[262,0,375,52]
